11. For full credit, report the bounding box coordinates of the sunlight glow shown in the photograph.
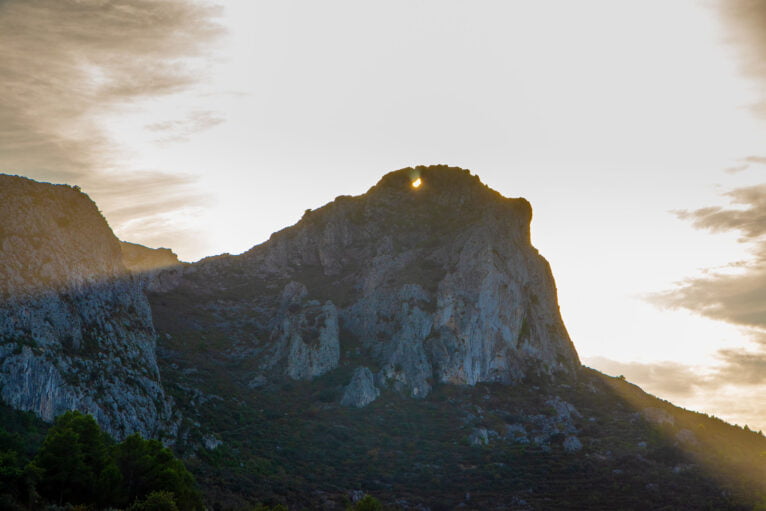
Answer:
[412,177,422,189]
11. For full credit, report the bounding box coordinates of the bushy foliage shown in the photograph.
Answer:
[127,490,179,511]
[347,494,383,511]
[251,504,288,511]
[0,409,201,510]
[29,411,118,506]
[115,434,202,510]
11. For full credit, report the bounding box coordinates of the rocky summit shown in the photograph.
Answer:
[0,175,173,439]
[152,166,580,403]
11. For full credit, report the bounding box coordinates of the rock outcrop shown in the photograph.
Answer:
[341,366,380,407]
[150,166,580,401]
[120,241,181,273]
[0,175,172,439]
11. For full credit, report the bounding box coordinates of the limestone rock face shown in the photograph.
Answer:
[151,166,581,401]
[279,296,340,381]
[341,366,380,407]
[0,175,172,439]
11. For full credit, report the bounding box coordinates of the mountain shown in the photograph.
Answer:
[1,166,765,510]
[147,166,765,509]
[0,175,174,439]
[152,166,579,402]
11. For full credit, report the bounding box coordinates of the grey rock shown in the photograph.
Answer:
[341,366,380,407]
[504,423,529,444]
[203,434,223,450]
[0,175,172,439]
[546,397,581,420]
[563,435,583,452]
[265,292,340,381]
[469,427,490,446]
[248,375,268,388]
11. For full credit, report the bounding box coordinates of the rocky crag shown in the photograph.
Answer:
[151,166,580,405]
[0,175,172,439]
[120,241,181,274]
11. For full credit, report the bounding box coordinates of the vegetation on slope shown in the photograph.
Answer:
[0,405,201,510]
[154,309,766,511]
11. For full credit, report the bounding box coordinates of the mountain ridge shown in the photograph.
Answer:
[1,167,765,509]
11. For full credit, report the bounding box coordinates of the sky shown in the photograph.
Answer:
[1,0,766,429]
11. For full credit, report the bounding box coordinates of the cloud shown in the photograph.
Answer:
[725,163,749,174]
[86,170,208,224]
[652,267,766,329]
[586,349,766,429]
[584,356,704,397]
[588,347,766,392]
[725,156,766,173]
[673,184,766,240]
[715,347,766,385]
[575,1,766,431]
[146,110,226,144]
[719,0,766,116]
[653,185,766,330]
[645,182,766,428]
[0,0,223,255]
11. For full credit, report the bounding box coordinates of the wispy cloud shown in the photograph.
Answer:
[584,357,703,397]
[659,0,766,344]
[589,343,766,395]
[586,351,766,429]
[0,0,223,256]
[673,184,766,240]
[719,0,766,117]
[146,110,226,144]
[653,185,766,329]
[644,0,766,408]
[725,156,766,174]
[715,344,766,385]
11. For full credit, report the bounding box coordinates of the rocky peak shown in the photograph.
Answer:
[0,174,173,439]
[247,166,532,277]
[0,175,124,298]
[154,165,580,404]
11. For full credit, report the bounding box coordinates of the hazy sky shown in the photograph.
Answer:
[2,0,766,429]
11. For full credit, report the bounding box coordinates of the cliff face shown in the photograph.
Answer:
[152,166,580,403]
[0,175,172,439]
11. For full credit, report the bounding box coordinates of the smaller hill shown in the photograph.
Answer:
[120,241,182,273]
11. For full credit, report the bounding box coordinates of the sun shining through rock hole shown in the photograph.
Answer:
[412,177,422,189]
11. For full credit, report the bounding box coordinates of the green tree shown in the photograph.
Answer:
[348,494,383,511]
[128,490,179,511]
[0,448,25,507]
[27,411,118,506]
[114,434,203,510]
